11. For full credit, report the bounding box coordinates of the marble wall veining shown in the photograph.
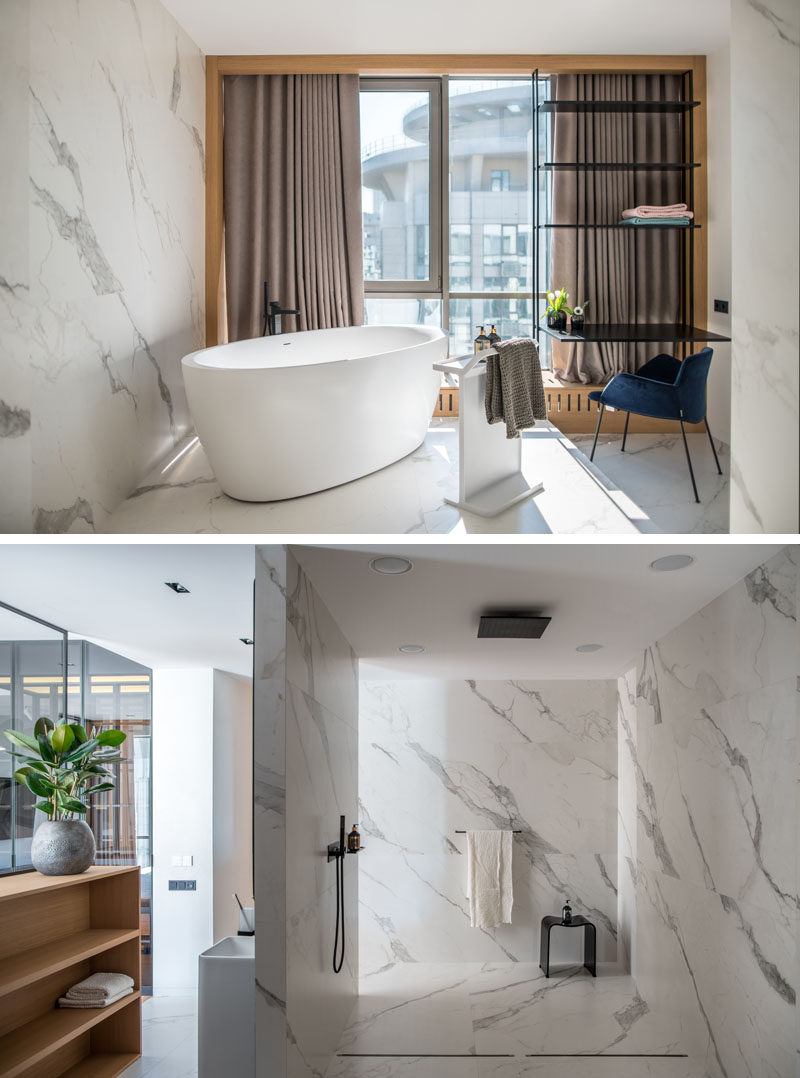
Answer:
[359,679,619,972]
[285,552,359,1078]
[254,546,359,1078]
[729,0,799,533]
[619,546,799,1078]
[0,0,204,533]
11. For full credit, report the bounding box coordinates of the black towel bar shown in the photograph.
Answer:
[454,829,522,833]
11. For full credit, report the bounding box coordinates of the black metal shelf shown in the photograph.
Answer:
[542,161,700,171]
[533,67,705,348]
[543,223,699,230]
[538,99,700,113]
[540,323,731,344]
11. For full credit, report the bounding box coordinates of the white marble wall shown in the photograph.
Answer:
[620,546,798,1078]
[254,546,289,1078]
[729,0,799,533]
[0,0,204,533]
[359,679,619,972]
[254,546,359,1078]
[285,552,359,1078]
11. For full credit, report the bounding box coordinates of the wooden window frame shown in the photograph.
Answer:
[205,54,707,347]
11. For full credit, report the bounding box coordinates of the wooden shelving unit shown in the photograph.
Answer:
[0,866,141,1078]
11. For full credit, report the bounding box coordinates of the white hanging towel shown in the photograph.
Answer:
[467,829,513,929]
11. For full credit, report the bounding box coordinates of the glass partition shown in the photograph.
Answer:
[0,603,153,991]
[0,602,67,873]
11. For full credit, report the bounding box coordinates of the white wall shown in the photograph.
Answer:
[0,0,205,533]
[619,547,798,1077]
[153,669,215,992]
[704,43,733,443]
[213,670,253,943]
[729,0,799,533]
[360,680,618,970]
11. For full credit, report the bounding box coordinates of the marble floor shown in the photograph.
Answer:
[103,421,729,535]
[121,993,198,1078]
[326,962,701,1078]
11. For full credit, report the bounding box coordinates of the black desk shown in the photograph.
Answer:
[539,915,596,977]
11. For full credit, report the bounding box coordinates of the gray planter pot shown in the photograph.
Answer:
[31,818,96,875]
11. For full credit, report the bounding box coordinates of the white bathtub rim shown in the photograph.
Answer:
[182,323,446,373]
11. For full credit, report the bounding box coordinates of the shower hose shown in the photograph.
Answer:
[333,842,345,974]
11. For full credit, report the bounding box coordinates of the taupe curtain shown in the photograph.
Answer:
[550,75,683,383]
[223,74,364,341]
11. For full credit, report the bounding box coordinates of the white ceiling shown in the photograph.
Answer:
[162,0,731,57]
[292,542,783,680]
[0,544,256,676]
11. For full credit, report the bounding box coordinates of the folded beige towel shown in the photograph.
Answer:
[484,337,546,439]
[59,987,133,1009]
[621,204,693,220]
[66,972,135,1000]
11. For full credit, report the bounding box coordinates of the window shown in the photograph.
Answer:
[360,80,441,292]
[360,76,549,353]
[491,169,510,191]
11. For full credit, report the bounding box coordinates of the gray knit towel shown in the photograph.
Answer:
[59,987,134,1008]
[484,337,546,439]
[66,971,135,1000]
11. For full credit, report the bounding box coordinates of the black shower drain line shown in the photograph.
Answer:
[337,1052,689,1059]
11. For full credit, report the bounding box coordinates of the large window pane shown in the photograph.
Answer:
[448,80,533,293]
[365,297,442,327]
[361,88,432,283]
[448,297,533,356]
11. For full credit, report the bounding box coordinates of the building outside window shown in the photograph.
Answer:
[360,77,550,358]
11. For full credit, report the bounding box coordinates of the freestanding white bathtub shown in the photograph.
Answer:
[182,324,446,502]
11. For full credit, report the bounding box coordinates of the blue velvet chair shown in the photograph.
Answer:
[588,347,722,503]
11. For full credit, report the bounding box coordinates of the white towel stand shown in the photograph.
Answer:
[433,350,544,518]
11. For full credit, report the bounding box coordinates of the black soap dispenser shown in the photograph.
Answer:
[561,899,572,925]
[347,824,361,852]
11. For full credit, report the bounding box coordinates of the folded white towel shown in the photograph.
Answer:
[621,204,693,220]
[59,986,134,1009]
[467,830,513,929]
[66,972,135,1000]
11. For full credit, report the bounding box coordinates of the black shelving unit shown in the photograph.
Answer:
[532,70,731,354]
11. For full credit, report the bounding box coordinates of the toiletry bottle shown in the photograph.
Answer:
[474,326,489,353]
[562,899,572,925]
[348,824,360,852]
[487,325,501,347]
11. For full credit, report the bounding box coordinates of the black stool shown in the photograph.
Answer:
[539,915,596,977]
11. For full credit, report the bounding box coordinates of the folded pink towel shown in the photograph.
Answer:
[622,204,694,220]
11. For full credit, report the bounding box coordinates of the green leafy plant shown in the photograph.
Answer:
[542,288,573,319]
[2,717,126,820]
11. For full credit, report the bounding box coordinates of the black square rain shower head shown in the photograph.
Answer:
[477,614,551,639]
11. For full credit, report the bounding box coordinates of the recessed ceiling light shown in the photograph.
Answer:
[369,556,413,575]
[240,637,254,646]
[398,644,425,654]
[576,643,603,653]
[649,555,695,573]
[164,582,189,594]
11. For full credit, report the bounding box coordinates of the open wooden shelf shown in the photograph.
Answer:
[0,867,141,1078]
[61,1055,141,1078]
[0,930,140,1000]
[0,993,140,1078]
[60,1055,141,1078]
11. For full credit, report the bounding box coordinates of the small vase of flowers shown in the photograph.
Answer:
[543,288,573,332]
[570,301,589,334]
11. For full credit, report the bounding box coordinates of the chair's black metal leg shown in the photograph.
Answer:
[590,404,605,461]
[705,418,722,475]
[621,412,630,453]
[680,420,700,503]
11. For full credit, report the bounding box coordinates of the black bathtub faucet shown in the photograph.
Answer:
[262,281,299,336]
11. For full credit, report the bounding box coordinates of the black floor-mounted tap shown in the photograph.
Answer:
[262,281,299,336]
